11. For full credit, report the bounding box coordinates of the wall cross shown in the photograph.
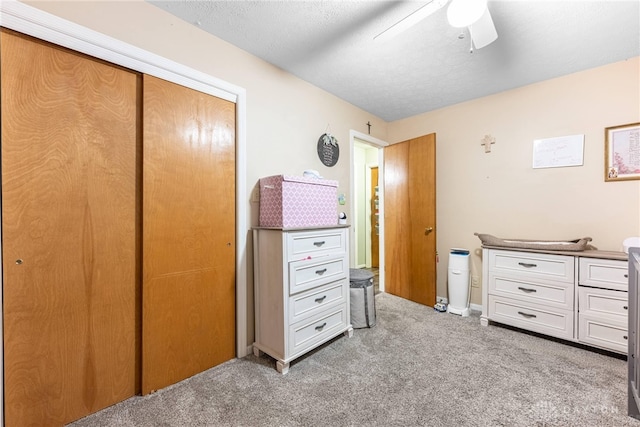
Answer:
[481,135,495,153]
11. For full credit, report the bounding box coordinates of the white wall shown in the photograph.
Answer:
[353,142,379,267]
[353,144,367,267]
[388,57,640,304]
[24,0,388,347]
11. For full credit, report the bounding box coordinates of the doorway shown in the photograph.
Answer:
[350,130,388,292]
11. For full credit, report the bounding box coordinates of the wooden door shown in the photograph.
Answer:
[370,166,379,268]
[384,134,436,306]
[142,75,236,394]
[1,30,139,426]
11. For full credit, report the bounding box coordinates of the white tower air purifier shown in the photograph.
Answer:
[447,248,471,317]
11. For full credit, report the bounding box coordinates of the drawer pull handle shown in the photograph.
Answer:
[624,306,629,310]
[518,262,537,268]
[313,241,326,247]
[625,274,629,278]
[315,268,327,275]
[314,296,327,303]
[624,335,629,340]
[517,287,537,293]
[315,322,327,331]
[517,311,537,319]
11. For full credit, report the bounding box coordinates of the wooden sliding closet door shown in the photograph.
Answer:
[1,30,139,426]
[142,75,236,394]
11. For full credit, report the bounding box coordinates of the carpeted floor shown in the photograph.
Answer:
[69,293,640,426]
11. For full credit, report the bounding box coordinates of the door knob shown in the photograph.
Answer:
[425,227,433,235]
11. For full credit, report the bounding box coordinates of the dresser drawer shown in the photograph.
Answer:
[578,312,627,353]
[289,305,347,357]
[489,275,573,310]
[289,255,347,295]
[579,258,628,291]
[489,250,574,284]
[578,286,628,317]
[488,296,573,340]
[287,229,346,261]
[289,279,346,324]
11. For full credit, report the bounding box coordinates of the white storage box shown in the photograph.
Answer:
[259,175,338,228]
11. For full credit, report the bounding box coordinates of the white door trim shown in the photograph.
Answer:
[0,3,249,423]
[349,130,388,291]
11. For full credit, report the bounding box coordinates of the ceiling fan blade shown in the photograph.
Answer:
[374,0,449,42]
[469,7,498,49]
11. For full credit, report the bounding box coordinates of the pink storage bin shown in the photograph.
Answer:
[259,175,338,228]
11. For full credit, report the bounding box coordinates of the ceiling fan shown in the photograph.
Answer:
[374,0,498,51]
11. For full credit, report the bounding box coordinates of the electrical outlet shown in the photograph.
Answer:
[471,276,480,288]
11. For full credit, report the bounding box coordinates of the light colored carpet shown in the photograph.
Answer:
[69,293,640,426]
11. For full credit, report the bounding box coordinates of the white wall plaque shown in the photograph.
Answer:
[532,134,584,169]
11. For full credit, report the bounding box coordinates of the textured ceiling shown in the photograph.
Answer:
[148,1,640,122]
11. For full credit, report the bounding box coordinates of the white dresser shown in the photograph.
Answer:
[481,247,629,354]
[252,226,352,373]
[577,257,629,353]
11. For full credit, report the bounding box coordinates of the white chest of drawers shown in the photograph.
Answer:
[481,248,628,354]
[252,226,353,373]
[577,257,629,353]
[483,250,576,340]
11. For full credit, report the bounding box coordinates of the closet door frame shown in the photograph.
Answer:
[0,0,248,423]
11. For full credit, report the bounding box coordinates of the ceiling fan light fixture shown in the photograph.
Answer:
[447,0,487,28]
[374,0,449,42]
[469,7,498,49]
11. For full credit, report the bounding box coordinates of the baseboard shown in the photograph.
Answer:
[470,303,482,313]
[246,344,254,357]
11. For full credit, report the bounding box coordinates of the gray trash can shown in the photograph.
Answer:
[349,268,376,328]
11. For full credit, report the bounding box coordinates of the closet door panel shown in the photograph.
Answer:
[143,268,235,388]
[142,75,235,394]
[1,30,138,426]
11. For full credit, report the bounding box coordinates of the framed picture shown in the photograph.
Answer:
[605,122,640,181]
